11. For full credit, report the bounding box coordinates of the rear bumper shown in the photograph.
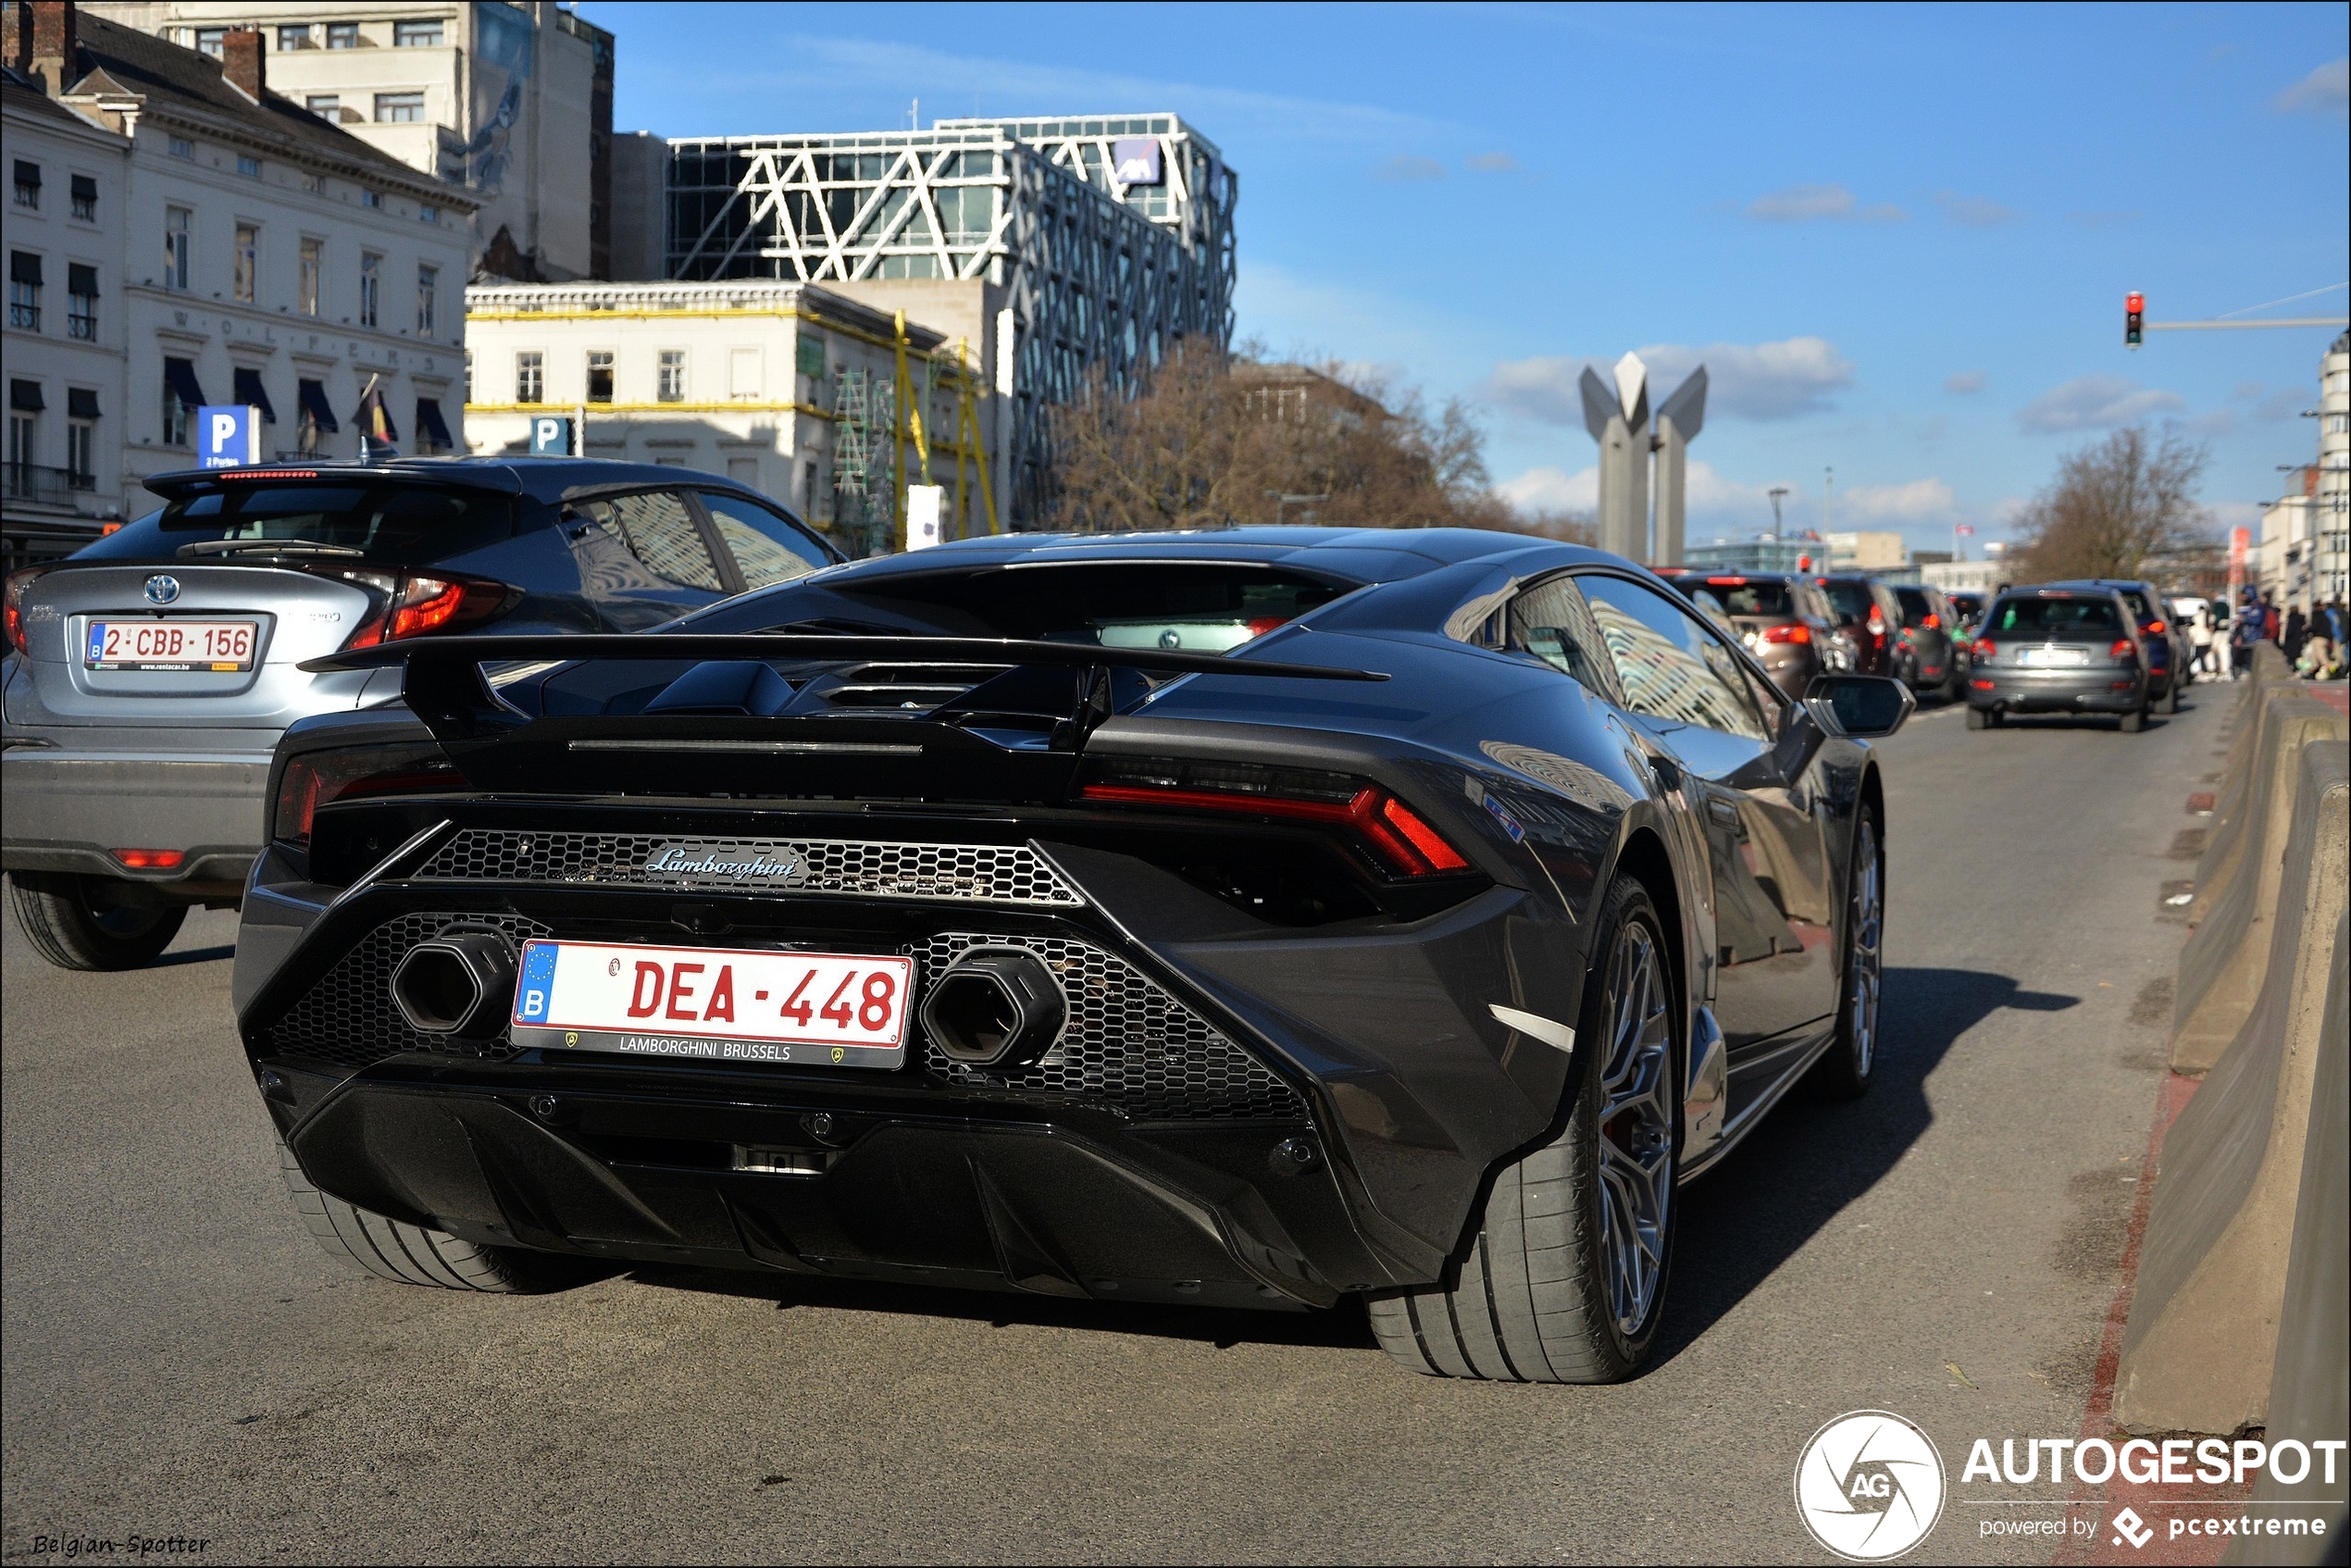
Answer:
[1968,668,2145,713]
[1,748,269,890]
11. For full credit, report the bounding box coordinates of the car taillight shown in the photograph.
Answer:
[111,848,185,869]
[1866,610,1885,637]
[2110,639,2137,660]
[1921,613,1941,629]
[1078,760,1471,877]
[272,742,461,849]
[1244,616,1287,639]
[1762,622,1811,644]
[4,566,51,654]
[339,571,516,649]
[2146,619,2166,635]
[1972,638,1996,664]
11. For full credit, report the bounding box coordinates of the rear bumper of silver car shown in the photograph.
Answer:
[1967,667,2146,714]
[1,747,269,893]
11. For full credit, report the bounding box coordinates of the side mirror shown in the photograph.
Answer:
[1802,674,1914,740]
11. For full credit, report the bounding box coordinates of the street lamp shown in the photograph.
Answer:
[1767,486,1790,541]
[1266,491,1330,527]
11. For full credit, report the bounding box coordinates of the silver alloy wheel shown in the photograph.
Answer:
[1847,819,1884,1078]
[1597,919,1675,1336]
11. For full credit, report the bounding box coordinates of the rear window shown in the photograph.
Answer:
[2116,590,2157,624]
[1693,579,1793,616]
[1987,596,2122,635]
[75,483,517,567]
[1895,587,1933,620]
[1817,579,1872,622]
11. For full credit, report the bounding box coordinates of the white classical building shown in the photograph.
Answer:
[4,67,130,566]
[82,0,607,280]
[465,279,1001,556]
[9,5,478,500]
[2258,331,2351,611]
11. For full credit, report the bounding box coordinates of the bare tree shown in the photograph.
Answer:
[2013,428,2214,583]
[1048,342,1525,533]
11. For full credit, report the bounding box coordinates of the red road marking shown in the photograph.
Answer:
[2185,793,2214,814]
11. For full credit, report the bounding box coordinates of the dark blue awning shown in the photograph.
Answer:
[415,397,453,451]
[297,379,337,433]
[163,356,206,410]
[232,366,277,424]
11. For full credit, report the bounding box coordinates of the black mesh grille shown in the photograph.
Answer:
[260,915,1303,1120]
[416,830,1082,907]
[909,932,1303,1120]
[262,911,550,1069]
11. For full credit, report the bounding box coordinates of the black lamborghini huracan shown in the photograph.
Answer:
[234,525,1910,1384]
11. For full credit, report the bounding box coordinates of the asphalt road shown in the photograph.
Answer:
[3,688,2221,1565]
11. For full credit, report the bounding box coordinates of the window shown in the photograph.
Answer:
[302,171,325,194]
[375,92,425,124]
[418,204,440,225]
[1579,575,1768,741]
[70,174,94,220]
[795,332,827,380]
[298,238,321,316]
[277,23,314,50]
[162,359,202,447]
[728,346,761,399]
[578,492,726,591]
[358,253,380,328]
[67,393,95,485]
[327,21,359,48]
[393,19,443,46]
[68,264,96,341]
[7,409,34,481]
[657,350,686,402]
[701,492,827,590]
[164,206,191,291]
[193,26,228,56]
[296,379,334,454]
[237,155,262,179]
[7,252,40,331]
[360,189,380,208]
[233,223,257,303]
[168,136,193,160]
[12,159,37,209]
[305,94,340,120]
[416,265,437,335]
[1505,575,1617,696]
[515,351,543,404]
[586,350,614,404]
[464,352,473,403]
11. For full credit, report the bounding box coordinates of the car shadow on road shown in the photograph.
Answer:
[149,942,236,969]
[1648,965,2079,1371]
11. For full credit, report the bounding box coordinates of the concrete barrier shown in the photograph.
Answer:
[2118,740,2348,1435]
[2186,647,2289,927]
[2171,692,2348,1073]
[2222,912,2349,1564]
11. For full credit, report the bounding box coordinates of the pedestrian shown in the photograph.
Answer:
[2231,590,2266,677]
[2283,603,2308,669]
[2188,600,2215,676]
[2262,591,2281,644]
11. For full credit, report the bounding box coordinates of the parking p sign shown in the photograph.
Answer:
[196,405,261,468]
[529,415,577,456]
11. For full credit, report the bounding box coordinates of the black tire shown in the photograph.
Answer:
[1812,807,1884,1101]
[278,1137,591,1292]
[2120,705,2146,733]
[1367,876,1679,1384]
[2155,679,2179,715]
[1966,706,1989,730]
[6,872,187,971]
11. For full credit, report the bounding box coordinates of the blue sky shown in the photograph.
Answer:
[589,1,2349,552]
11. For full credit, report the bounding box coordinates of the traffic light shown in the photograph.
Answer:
[2125,291,2145,348]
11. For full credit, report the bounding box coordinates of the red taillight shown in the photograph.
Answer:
[1244,616,1287,639]
[111,848,185,869]
[1972,638,1996,663]
[4,566,51,654]
[1921,613,1941,629]
[1706,576,1746,586]
[2146,619,2166,636]
[1078,777,1473,877]
[2110,639,2137,660]
[273,743,460,848]
[1762,622,1811,644]
[217,468,322,481]
[390,576,467,640]
[1866,610,1885,636]
[340,571,515,649]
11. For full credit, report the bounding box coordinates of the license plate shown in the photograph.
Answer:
[508,940,916,1068]
[2018,646,2088,667]
[85,618,259,672]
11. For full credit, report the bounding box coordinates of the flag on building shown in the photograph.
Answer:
[354,375,400,458]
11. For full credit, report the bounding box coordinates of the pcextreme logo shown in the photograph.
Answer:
[1794,1411,1948,1562]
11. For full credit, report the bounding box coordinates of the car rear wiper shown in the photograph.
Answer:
[175,540,367,558]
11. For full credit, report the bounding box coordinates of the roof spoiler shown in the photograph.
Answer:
[144,463,526,499]
[300,633,1388,682]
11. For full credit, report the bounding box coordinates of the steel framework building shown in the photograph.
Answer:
[662,116,1236,524]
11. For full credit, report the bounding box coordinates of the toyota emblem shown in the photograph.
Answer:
[143,575,181,605]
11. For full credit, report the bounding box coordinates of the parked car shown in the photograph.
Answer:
[2,458,838,969]
[1813,575,1908,678]
[233,528,1911,1385]
[1657,570,1844,700]
[1965,585,2153,731]
[1891,584,1960,699]
[2037,579,2183,712]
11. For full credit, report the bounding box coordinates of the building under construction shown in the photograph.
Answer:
[659,114,1237,525]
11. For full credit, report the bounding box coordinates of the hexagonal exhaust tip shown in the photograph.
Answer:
[918,946,1066,1067]
[391,929,516,1039]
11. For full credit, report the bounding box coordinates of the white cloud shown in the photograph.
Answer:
[1375,154,1445,182]
[1482,336,1857,425]
[1945,370,1987,394]
[1465,151,1520,172]
[1837,478,1959,524]
[2273,58,2349,117]
[1745,182,1907,223]
[1934,190,2024,227]
[2015,374,2186,433]
[1498,465,1598,515]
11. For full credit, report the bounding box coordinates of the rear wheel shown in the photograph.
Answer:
[6,873,187,971]
[1368,876,1678,1384]
[2120,705,2147,733]
[1812,810,1884,1101]
[277,1138,591,1292]
[1966,705,1993,730]
[2155,679,2179,715]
